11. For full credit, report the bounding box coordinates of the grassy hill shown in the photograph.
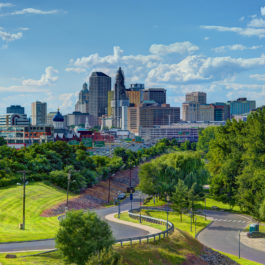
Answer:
[0,182,74,242]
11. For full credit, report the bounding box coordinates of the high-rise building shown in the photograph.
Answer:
[47,112,57,125]
[182,102,200,122]
[228,98,256,116]
[198,104,215,122]
[143,88,166,105]
[65,112,98,128]
[0,113,30,126]
[126,83,144,107]
[75,83,90,113]
[127,102,180,135]
[213,103,230,121]
[6,105,24,115]
[185,92,206,104]
[112,67,129,128]
[31,101,47,125]
[129,83,145,90]
[89,72,111,118]
[107,91,114,117]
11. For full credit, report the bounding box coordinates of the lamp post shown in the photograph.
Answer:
[166,194,170,230]
[66,170,76,212]
[17,170,29,230]
[139,191,142,223]
[195,217,197,236]
[190,210,192,232]
[108,173,115,203]
[117,191,121,218]
[204,197,207,220]
[239,230,241,258]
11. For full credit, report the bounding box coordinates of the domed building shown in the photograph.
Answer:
[53,109,64,129]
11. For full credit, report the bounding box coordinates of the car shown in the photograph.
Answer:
[117,193,126,200]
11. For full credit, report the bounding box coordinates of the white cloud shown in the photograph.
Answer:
[0,2,14,8]
[18,27,29,31]
[149,41,199,56]
[239,16,245,22]
[22,66,58,86]
[261,6,265,16]
[0,29,22,42]
[250,73,265,81]
[201,25,265,38]
[1,8,58,16]
[204,37,209,40]
[213,44,262,53]
[248,18,265,28]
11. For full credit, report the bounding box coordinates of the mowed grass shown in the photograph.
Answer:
[116,229,203,265]
[140,210,211,238]
[0,182,74,242]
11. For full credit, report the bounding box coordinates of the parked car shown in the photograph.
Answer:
[117,193,126,200]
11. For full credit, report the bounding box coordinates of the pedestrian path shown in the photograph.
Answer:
[212,218,249,224]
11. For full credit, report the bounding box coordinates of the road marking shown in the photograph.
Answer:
[213,218,247,224]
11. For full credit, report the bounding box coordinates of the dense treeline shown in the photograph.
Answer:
[0,139,179,192]
[203,109,265,218]
[138,151,208,199]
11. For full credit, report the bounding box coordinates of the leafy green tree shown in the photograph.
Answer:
[171,179,188,222]
[197,126,216,154]
[0,137,6,146]
[56,210,114,265]
[259,199,265,221]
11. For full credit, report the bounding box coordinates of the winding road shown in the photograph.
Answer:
[198,210,265,264]
[0,192,146,253]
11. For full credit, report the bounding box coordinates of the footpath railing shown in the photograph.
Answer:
[115,207,174,246]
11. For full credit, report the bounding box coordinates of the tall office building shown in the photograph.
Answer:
[75,83,90,113]
[47,112,57,125]
[112,67,129,128]
[228,98,256,116]
[182,102,200,122]
[107,91,114,116]
[213,103,230,121]
[31,101,47,125]
[143,88,166,105]
[6,105,24,115]
[127,102,180,135]
[89,72,111,118]
[199,104,215,122]
[185,92,206,104]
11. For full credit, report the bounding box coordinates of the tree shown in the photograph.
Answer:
[259,199,265,221]
[56,210,114,265]
[0,137,6,146]
[171,179,188,222]
[197,126,216,154]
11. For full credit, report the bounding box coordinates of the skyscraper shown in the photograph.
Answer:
[112,67,129,128]
[228,98,256,116]
[185,92,206,105]
[88,72,111,118]
[31,101,47,125]
[143,88,166,105]
[75,83,90,113]
[6,105,25,115]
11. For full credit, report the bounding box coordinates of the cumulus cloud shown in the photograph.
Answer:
[250,73,265,81]
[248,18,265,28]
[261,6,265,16]
[213,44,262,53]
[1,8,58,16]
[149,41,199,56]
[0,29,22,42]
[22,66,58,86]
[0,2,14,8]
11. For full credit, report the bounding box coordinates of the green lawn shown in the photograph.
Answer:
[0,251,64,265]
[0,182,74,242]
[114,212,165,231]
[139,210,211,238]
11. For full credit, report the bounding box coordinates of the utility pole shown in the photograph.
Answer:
[18,170,29,230]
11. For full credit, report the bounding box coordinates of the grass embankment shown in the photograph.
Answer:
[0,251,64,265]
[0,182,74,242]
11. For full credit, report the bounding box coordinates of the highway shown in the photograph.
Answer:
[0,192,146,252]
[198,210,265,264]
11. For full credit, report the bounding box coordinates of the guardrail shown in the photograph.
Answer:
[115,207,174,246]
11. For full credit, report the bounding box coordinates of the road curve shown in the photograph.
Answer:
[0,192,147,252]
[198,210,265,265]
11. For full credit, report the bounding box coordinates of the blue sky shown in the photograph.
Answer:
[0,0,265,116]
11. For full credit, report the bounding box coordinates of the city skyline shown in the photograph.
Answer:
[0,0,265,115]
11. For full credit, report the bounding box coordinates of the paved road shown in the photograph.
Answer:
[0,192,146,252]
[198,210,265,265]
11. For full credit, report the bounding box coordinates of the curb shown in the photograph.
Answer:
[195,220,214,239]
[0,238,55,245]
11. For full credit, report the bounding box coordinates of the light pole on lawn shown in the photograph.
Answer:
[190,209,193,232]
[166,194,170,230]
[139,191,142,223]
[117,191,121,218]
[17,170,30,230]
[66,170,76,212]
[238,229,241,258]
[195,217,197,236]
[204,197,207,220]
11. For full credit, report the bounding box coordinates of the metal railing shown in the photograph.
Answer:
[115,207,174,246]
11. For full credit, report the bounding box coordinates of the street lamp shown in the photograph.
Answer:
[108,173,115,203]
[166,194,170,230]
[204,197,207,220]
[65,171,76,212]
[117,191,121,218]
[139,191,142,223]
[190,209,193,232]
[238,229,241,258]
[17,170,29,230]
[195,217,197,236]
